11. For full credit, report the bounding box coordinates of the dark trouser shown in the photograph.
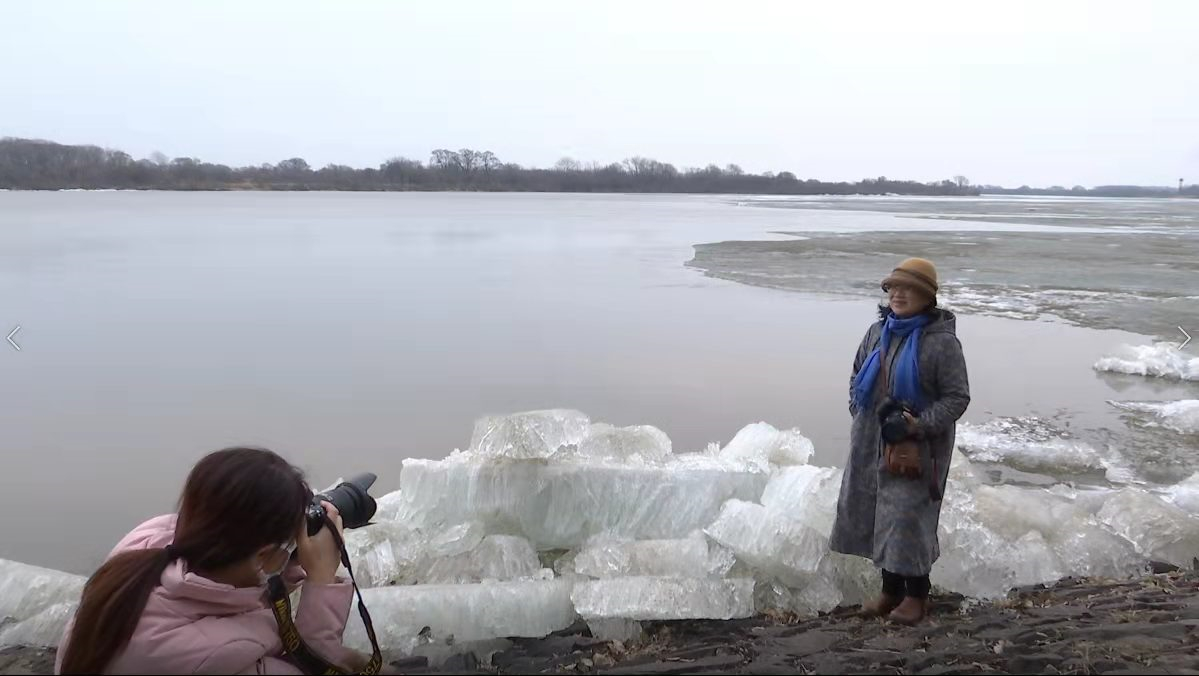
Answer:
[882,569,931,599]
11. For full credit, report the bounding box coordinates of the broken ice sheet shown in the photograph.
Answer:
[572,577,755,621]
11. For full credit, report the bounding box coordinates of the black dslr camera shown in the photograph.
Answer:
[877,397,915,444]
[306,472,379,536]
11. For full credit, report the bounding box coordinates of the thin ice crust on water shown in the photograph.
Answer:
[1110,400,1199,436]
[571,577,755,621]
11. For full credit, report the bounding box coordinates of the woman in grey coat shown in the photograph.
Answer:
[829,257,970,624]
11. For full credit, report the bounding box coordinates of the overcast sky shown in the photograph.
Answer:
[4,0,1197,187]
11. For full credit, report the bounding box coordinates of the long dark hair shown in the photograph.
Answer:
[59,447,311,674]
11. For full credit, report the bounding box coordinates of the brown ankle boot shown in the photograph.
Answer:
[859,593,901,618]
[887,596,928,625]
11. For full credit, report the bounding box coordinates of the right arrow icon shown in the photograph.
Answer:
[1180,326,1192,351]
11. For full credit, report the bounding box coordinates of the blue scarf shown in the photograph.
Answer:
[852,312,930,412]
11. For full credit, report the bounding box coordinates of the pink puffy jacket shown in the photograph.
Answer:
[56,514,361,674]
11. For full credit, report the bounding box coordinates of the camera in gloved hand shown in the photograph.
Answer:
[877,397,922,479]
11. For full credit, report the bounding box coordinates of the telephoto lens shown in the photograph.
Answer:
[306,473,378,536]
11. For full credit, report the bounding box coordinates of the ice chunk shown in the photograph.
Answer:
[342,579,577,653]
[0,602,77,649]
[344,522,542,587]
[1097,490,1199,567]
[716,422,814,472]
[1165,472,1199,513]
[572,532,734,579]
[397,460,767,549]
[0,559,86,648]
[572,577,754,620]
[416,535,543,584]
[464,409,592,460]
[427,521,486,558]
[704,500,826,586]
[572,423,672,463]
[1052,522,1143,579]
[1094,343,1199,381]
[933,471,1147,598]
[373,489,405,522]
[1110,400,1199,436]
[759,465,843,536]
[342,521,431,587]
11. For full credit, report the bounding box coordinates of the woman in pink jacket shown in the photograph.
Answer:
[57,447,364,674]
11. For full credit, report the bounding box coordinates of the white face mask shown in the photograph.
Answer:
[258,539,298,584]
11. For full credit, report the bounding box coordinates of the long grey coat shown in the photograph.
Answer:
[829,308,971,577]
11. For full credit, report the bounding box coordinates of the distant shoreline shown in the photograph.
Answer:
[5,137,1195,198]
[2,187,1195,200]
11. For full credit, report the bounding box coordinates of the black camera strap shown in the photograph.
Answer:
[268,522,384,675]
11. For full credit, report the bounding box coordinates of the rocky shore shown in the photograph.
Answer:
[6,570,1198,675]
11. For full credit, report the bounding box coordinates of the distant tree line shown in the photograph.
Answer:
[0,137,982,196]
[980,183,1199,198]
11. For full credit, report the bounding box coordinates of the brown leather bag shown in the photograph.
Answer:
[880,346,922,479]
[885,440,922,479]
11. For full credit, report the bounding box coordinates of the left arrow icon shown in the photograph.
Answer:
[7,326,20,351]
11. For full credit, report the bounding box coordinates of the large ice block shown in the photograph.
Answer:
[572,531,734,579]
[571,577,754,621]
[465,409,592,460]
[1097,490,1199,567]
[0,558,86,648]
[341,579,577,653]
[705,500,826,586]
[396,460,767,549]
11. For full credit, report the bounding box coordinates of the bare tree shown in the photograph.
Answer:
[554,157,581,172]
[458,149,479,172]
